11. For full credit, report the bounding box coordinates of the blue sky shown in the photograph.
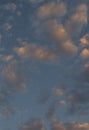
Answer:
[0,0,89,130]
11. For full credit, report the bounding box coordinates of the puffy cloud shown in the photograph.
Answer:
[62,40,78,55]
[38,2,67,18]
[76,4,88,13]
[80,48,89,58]
[65,4,88,37]
[80,34,89,45]
[43,19,68,43]
[14,44,36,58]
[34,47,56,61]
[43,19,78,56]
[14,44,56,61]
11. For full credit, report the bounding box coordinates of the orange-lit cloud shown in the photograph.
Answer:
[54,88,65,96]
[51,120,89,130]
[42,19,78,56]
[2,60,27,92]
[14,44,56,61]
[80,33,89,45]
[2,62,17,82]
[38,2,67,18]
[0,54,14,61]
[80,48,89,58]
[65,4,88,36]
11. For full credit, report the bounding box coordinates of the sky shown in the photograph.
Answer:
[0,0,89,130]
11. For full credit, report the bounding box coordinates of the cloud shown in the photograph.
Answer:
[0,82,17,118]
[20,117,89,130]
[4,23,12,31]
[2,60,27,92]
[42,19,68,43]
[30,0,44,4]
[66,61,89,115]
[58,100,66,106]
[42,19,78,56]
[65,3,88,37]
[83,62,89,82]
[51,120,89,130]
[65,122,89,130]
[0,54,14,62]
[14,44,57,61]
[4,3,17,12]
[62,40,78,55]
[80,48,89,59]
[54,88,65,97]
[0,58,28,117]
[76,3,88,13]
[37,2,67,18]
[2,61,17,82]
[20,119,46,130]
[51,122,65,130]
[80,33,89,45]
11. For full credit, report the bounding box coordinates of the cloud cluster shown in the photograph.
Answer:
[34,2,88,59]
[14,44,56,61]
[39,19,78,56]
[0,57,28,117]
[0,0,89,129]
[50,119,89,130]
[20,118,89,130]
